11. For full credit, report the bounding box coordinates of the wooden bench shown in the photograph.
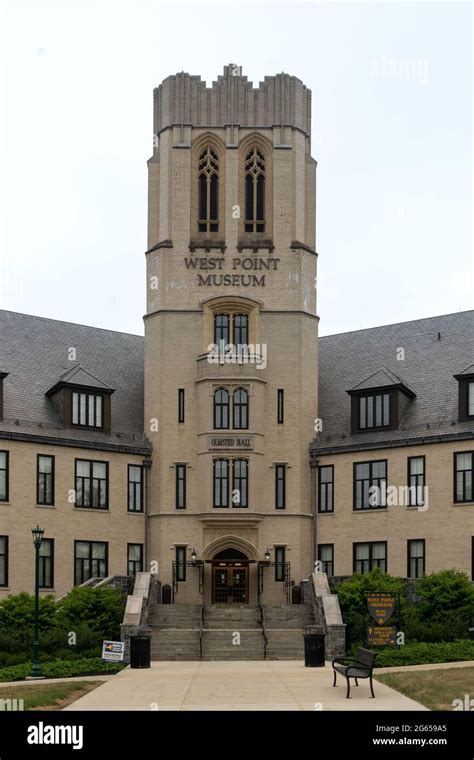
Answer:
[332,648,377,699]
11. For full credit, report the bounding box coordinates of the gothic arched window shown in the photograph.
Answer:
[244,148,265,233]
[233,388,249,430]
[214,387,229,430]
[198,147,219,233]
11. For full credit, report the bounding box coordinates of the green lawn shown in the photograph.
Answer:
[375,667,474,710]
[0,681,100,711]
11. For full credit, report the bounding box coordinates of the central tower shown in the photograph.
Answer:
[144,65,318,604]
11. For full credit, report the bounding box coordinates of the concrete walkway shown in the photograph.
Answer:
[64,661,427,711]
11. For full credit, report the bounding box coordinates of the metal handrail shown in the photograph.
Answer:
[258,600,268,660]
[199,604,205,659]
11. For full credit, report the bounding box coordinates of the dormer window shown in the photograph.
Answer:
[347,367,416,434]
[454,367,474,422]
[72,391,104,429]
[45,364,114,434]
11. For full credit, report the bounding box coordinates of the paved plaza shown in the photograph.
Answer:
[64,661,427,711]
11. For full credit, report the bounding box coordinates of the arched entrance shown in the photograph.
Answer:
[212,547,250,604]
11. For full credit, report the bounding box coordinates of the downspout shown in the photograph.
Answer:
[143,457,152,573]
[310,452,319,570]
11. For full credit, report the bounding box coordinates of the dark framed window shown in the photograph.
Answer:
[232,459,248,508]
[178,388,185,424]
[176,464,186,509]
[128,465,143,513]
[0,536,8,587]
[233,388,249,430]
[407,456,425,507]
[75,459,108,509]
[353,460,387,510]
[71,391,104,429]
[37,455,55,506]
[128,543,143,576]
[244,147,265,233]
[407,539,425,579]
[198,147,219,233]
[74,540,108,585]
[214,387,229,429]
[472,537,474,582]
[275,546,286,582]
[233,314,248,347]
[213,459,229,508]
[275,464,286,510]
[358,392,390,430]
[176,546,187,582]
[39,538,54,588]
[454,452,473,503]
[353,542,387,574]
[0,451,8,502]
[318,544,334,576]
[277,389,284,424]
[318,465,334,513]
[214,314,229,348]
[469,382,474,418]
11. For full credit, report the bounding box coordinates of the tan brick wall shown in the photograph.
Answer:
[316,441,474,578]
[0,441,145,598]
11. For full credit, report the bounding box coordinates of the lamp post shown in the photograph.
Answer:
[31,525,44,679]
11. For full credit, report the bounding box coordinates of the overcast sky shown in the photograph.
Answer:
[0,0,472,336]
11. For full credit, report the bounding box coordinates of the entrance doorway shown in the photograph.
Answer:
[211,549,249,603]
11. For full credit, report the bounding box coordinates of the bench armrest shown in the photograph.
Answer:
[332,657,355,668]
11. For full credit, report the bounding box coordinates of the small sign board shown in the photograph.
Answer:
[367,625,397,647]
[367,593,395,626]
[102,640,124,662]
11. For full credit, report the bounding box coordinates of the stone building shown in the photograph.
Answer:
[0,66,472,611]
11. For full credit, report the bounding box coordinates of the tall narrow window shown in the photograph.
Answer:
[407,456,425,507]
[176,464,186,509]
[214,388,229,429]
[128,544,143,576]
[454,452,473,503]
[275,546,286,582]
[469,383,474,417]
[318,465,334,513]
[275,464,286,509]
[0,451,8,502]
[244,148,265,232]
[232,459,248,508]
[176,546,187,582]
[128,465,143,513]
[198,147,219,233]
[213,459,229,508]
[178,388,185,424]
[233,388,248,430]
[37,455,55,506]
[233,315,248,347]
[407,540,425,579]
[214,314,229,349]
[0,536,8,587]
[39,538,54,589]
[277,389,284,424]
[318,544,334,576]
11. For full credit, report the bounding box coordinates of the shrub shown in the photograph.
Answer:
[404,570,474,642]
[374,640,474,667]
[55,587,125,640]
[335,569,406,646]
[0,593,56,631]
[0,657,125,682]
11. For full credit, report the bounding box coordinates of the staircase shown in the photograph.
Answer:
[148,603,318,661]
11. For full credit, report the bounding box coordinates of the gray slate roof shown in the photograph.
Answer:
[314,311,474,454]
[0,310,148,452]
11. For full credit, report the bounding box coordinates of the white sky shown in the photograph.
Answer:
[0,0,472,336]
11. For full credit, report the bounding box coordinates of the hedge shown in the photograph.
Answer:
[373,640,474,667]
[0,657,126,682]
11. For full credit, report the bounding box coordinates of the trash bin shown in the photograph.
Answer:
[130,635,151,668]
[304,633,325,667]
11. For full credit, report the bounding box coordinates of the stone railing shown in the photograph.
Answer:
[305,572,346,660]
[120,572,160,662]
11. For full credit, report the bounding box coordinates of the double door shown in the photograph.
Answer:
[213,563,248,603]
